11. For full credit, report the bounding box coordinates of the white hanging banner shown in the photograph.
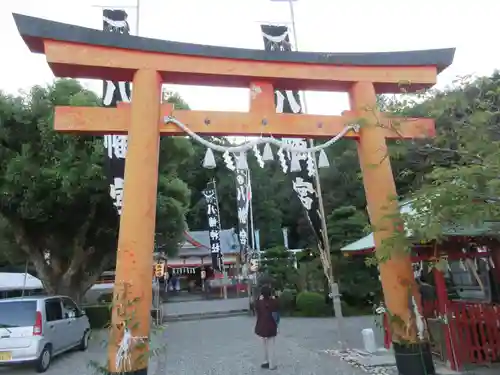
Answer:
[260,24,323,249]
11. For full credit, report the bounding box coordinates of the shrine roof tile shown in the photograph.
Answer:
[181,229,239,255]
[13,13,455,73]
[342,200,500,253]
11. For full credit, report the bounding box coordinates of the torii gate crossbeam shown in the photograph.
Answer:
[13,13,454,375]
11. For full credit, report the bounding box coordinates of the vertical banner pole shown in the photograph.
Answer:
[267,0,343,319]
[21,260,29,297]
[255,230,261,262]
[135,0,140,34]
[248,169,255,250]
[247,169,255,296]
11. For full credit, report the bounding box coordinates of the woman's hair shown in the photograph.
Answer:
[260,285,272,300]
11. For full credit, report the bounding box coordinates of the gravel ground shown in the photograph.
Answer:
[1,315,381,375]
[160,316,376,375]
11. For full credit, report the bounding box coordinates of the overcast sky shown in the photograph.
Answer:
[1,0,498,115]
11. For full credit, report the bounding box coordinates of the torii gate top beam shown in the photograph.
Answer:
[13,13,454,93]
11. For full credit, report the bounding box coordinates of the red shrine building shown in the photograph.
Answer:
[342,201,500,371]
[163,229,241,291]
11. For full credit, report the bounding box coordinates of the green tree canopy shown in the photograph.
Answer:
[259,246,297,291]
[325,206,379,305]
[327,205,368,252]
[0,79,193,301]
[391,72,500,244]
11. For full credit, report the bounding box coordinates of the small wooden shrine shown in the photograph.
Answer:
[342,202,500,370]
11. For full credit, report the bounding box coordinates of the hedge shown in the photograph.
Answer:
[278,290,296,315]
[84,305,111,329]
[295,291,330,317]
[84,305,164,328]
[251,286,374,318]
[339,301,373,317]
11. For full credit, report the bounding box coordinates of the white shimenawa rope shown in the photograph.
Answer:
[262,31,289,44]
[103,17,129,29]
[115,327,147,372]
[163,116,359,153]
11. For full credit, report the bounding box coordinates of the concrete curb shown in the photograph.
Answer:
[163,309,249,322]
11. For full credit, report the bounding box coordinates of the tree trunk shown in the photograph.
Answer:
[42,282,82,304]
[11,220,113,305]
[32,253,112,305]
[37,270,100,304]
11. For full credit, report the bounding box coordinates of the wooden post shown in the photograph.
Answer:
[107,69,161,375]
[236,254,241,297]
[349,81,419,340]
[433,268,458,370]
[491,247,500,281]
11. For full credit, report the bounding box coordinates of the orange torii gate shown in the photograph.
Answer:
[13,13,454,375]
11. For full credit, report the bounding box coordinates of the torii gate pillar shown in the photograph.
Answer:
[350,81,417,337]
[107,70,161,373]
[12,13,454,375]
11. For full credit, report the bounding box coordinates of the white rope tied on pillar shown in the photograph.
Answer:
[115,327,148,372]
[412,296,426,340]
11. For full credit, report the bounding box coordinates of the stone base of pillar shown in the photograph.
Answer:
[393,341,435,375]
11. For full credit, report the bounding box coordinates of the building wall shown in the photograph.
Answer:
[167,254,238,267]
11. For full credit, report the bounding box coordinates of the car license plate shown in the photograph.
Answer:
[0,352,12,361]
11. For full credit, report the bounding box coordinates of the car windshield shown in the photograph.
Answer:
[0,301,37,328]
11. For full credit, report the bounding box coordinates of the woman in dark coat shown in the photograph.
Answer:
[254,286,279,370]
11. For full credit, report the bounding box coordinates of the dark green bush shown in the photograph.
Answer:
[295,291,329,317]
[340,301,373,317]
[278,290,296,314]
[84,305,111,329]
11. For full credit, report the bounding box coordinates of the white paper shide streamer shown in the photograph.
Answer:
[223,151,235,171]
[278,148,288,173]
[412,296,425,340]
[115,327,148,372]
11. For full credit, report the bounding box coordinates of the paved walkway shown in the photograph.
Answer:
[3,316,378,375]
[160,316,375,375]
[162,297,249,317]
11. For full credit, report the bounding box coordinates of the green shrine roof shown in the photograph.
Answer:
[341,202,500,253]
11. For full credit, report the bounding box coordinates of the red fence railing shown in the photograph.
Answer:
[449,302,500,366]
[384,300,500,370]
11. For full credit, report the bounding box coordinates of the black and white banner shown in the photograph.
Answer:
[235,169,251,262]
[102,9,132,215]
[202,182,223,272]
[260,24,323,248]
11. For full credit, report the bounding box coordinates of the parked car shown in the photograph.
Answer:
[0,295,91,373]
